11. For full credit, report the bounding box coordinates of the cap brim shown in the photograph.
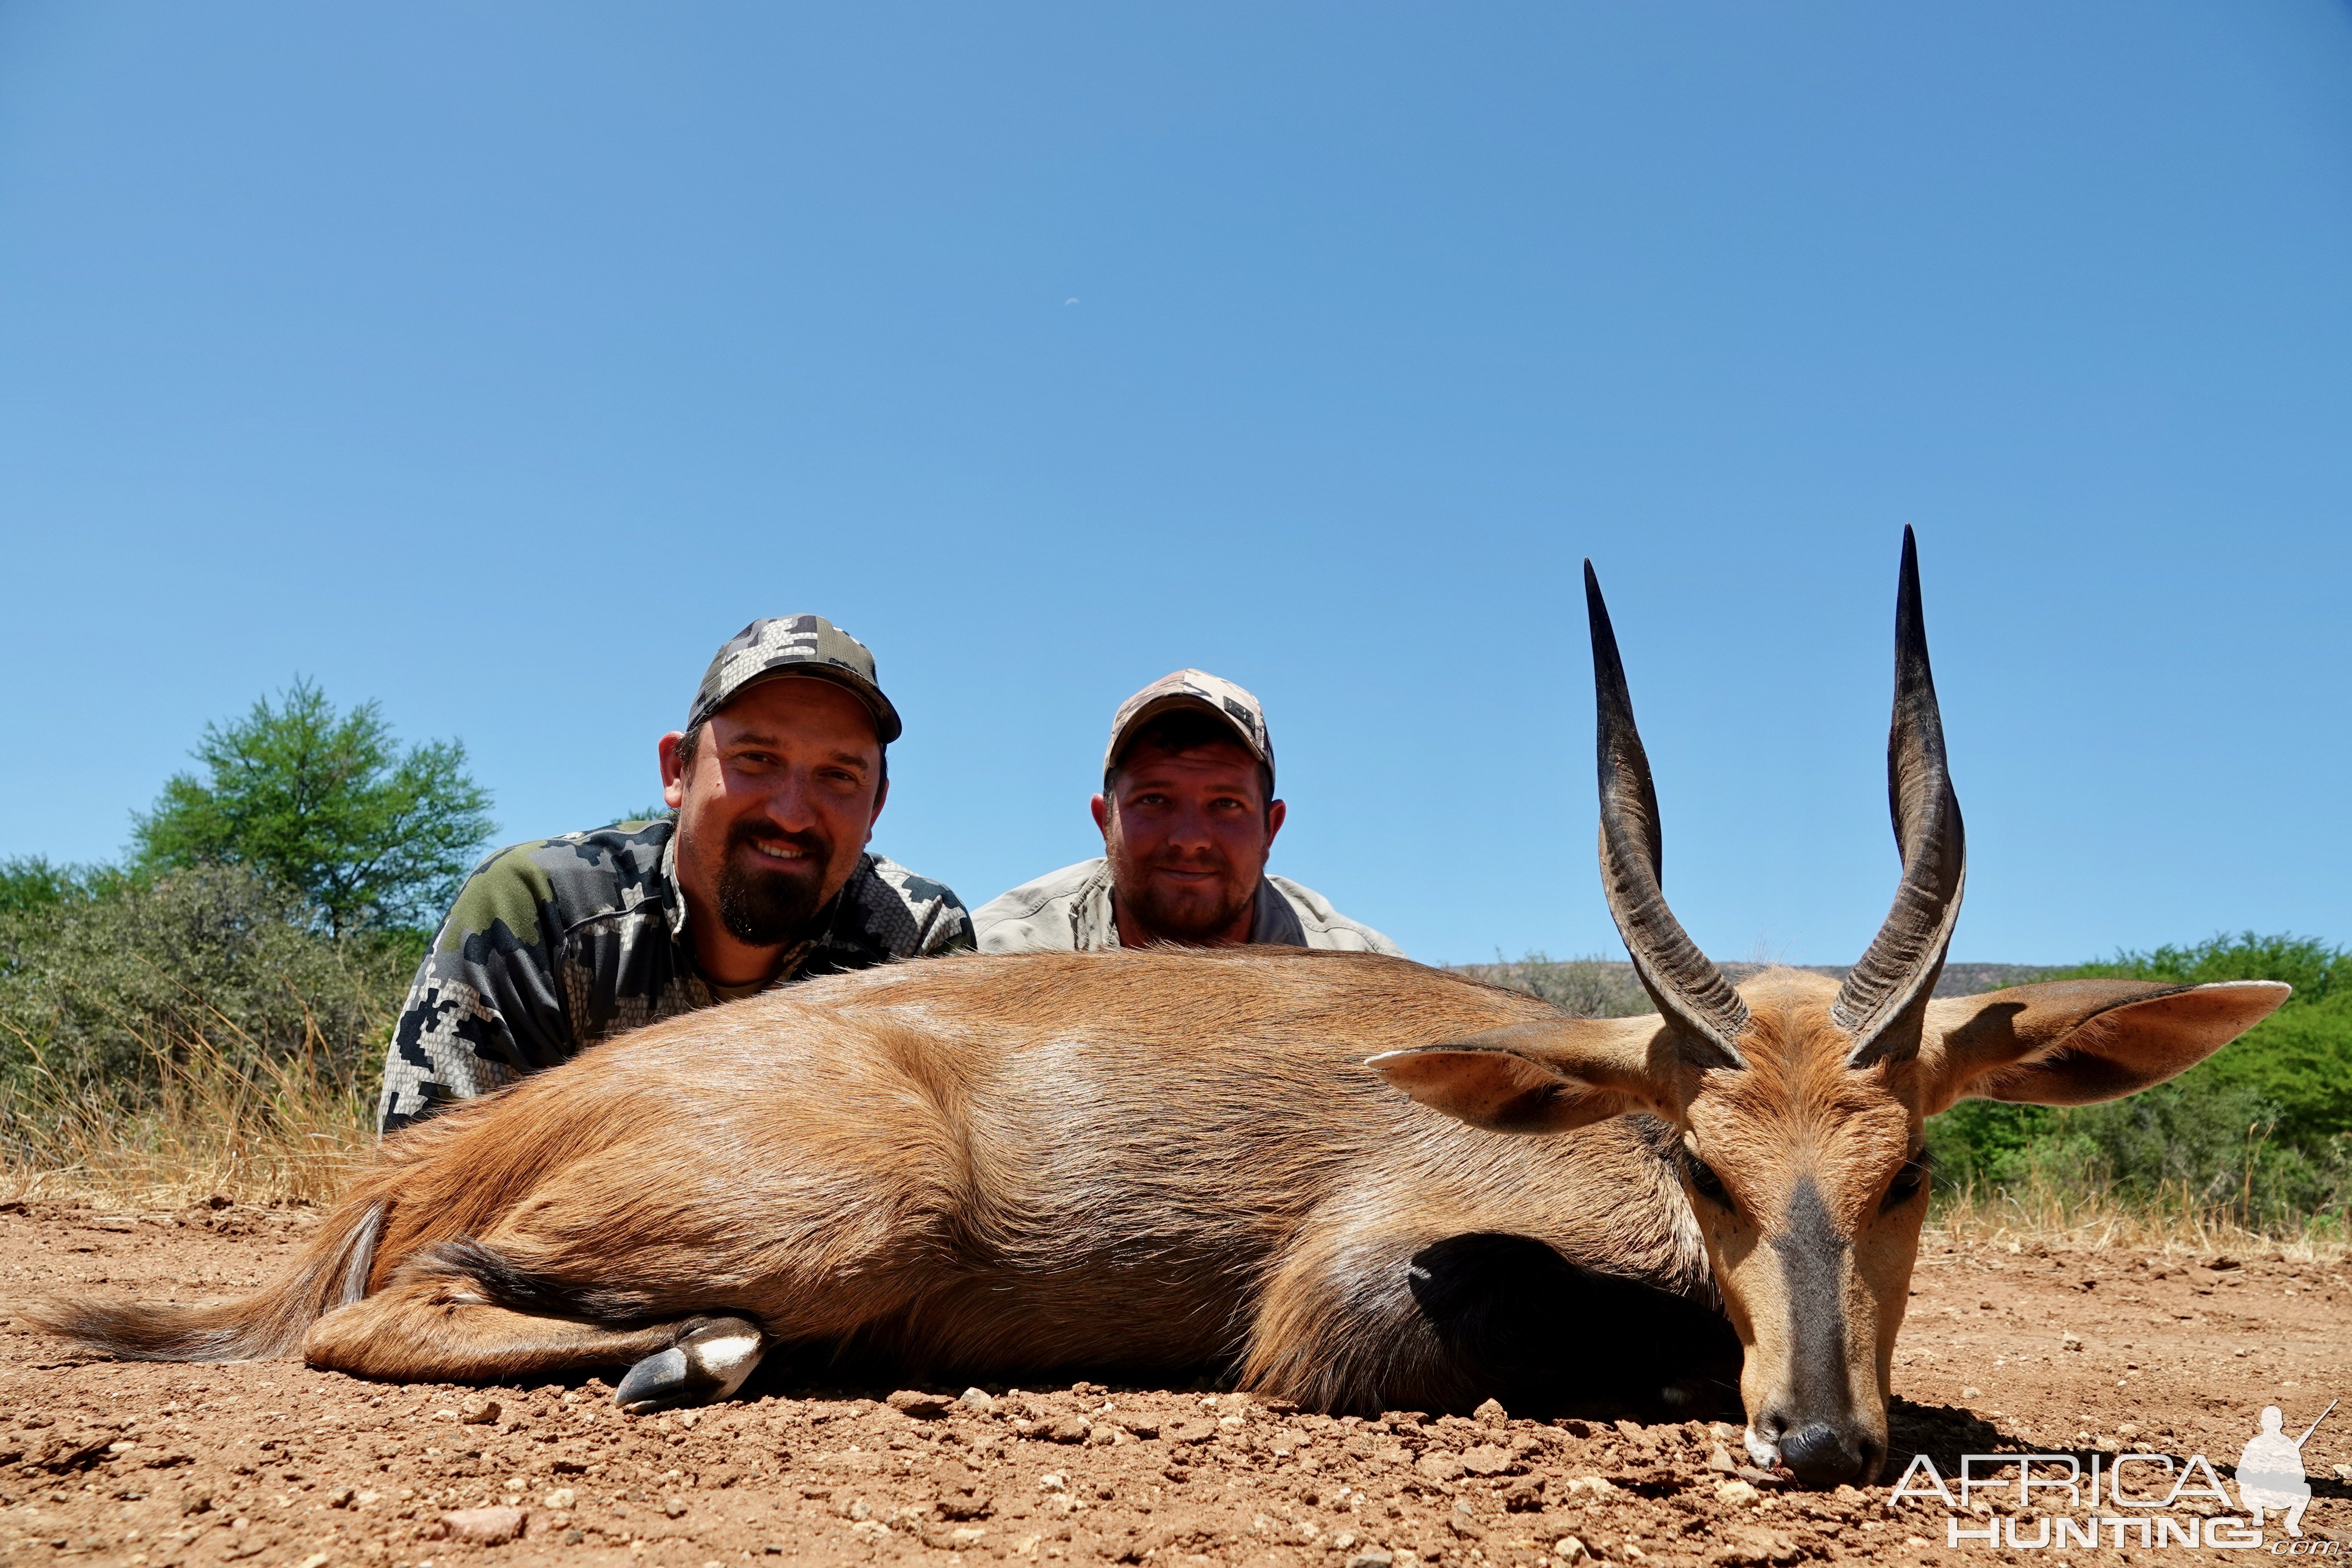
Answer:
[1105,693,1268,778]
[715,666,903,745]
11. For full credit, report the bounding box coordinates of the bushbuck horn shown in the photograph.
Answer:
[1834,526,1967,1062]
[1584,560,1748,1063]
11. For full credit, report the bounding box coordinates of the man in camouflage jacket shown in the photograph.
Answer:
[377,616,973,1134]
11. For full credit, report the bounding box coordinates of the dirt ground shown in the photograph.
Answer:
[1,1199,2345,1568]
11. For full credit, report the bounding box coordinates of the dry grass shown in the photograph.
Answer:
[1929,1175,2351,1263]
[0,1017,372,1209]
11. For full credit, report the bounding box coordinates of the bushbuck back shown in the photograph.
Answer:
[32,531,2285,1487]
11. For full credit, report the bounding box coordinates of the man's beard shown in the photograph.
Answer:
[714,823,834,946]
[1118,857,1256,944]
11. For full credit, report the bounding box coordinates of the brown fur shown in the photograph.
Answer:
[29,949,2285,1464]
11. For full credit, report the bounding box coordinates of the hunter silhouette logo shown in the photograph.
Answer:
[1888,1398,2339,1552]
[2238,1400,2334,1538]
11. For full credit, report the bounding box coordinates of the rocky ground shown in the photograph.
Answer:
[0,1198,2345,1568]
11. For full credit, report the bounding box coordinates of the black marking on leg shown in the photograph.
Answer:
[401,1238,658,1322]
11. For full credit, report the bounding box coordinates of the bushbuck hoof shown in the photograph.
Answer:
[613,1316,768,1414]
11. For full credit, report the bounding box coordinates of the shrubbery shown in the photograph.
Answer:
[0,860,417,1101]
[0,683,488,1197]
[1923,934,2351,1233]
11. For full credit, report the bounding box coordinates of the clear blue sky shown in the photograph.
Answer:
[3,3,2346,967]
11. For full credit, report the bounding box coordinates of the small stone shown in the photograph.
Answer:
[664,1497,687,1518]
[1707,1445,1736,1473]
[1346,1552,1395,1568]
[459,1397,503,1426]
[299,1553,331,1568]
[1042,1416,1090,1444]
[1118,1415,1161,1439]
[1555,1539,1589,1563]
[179,1491,213,1516]
[1460,1444,1511,1476]
[1960,1386,1981,1399]
[1715,1479,1762,1506]
[1473,1398,1507,1426]
[1038,1473,1068,1492]
[327,1485,356,1508]
[441,1506,526,1545]
[1501,1476,1545,1511]
[887,1390,955,1420]
[2061,1333,2082,1352]
[1084,1423,1119,1447]
[957,1388,998,1416]
[1415,1452,1466,1482]
[542,1488,576,1510]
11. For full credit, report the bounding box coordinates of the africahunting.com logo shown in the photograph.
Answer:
[1889,1400,2338,1553]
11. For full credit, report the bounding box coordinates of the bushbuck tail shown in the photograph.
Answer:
[31,530,2285,1486]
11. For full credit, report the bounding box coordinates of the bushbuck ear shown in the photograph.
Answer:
[1368,1017,1670,1134]
[1920,979,2291,1114]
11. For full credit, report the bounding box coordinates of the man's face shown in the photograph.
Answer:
[660,677,886,952]
[1091,737,1286,945]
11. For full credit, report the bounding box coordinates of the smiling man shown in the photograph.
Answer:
[375,616,973,1134]
[974,669,1401,956]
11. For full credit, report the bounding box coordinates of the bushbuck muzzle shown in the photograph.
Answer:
[28,532,2288,1489]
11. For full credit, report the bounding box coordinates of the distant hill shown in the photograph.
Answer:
[1451,957,2062,1018]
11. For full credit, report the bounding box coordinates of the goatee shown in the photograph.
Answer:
[1121,863,1255,944]
[715,824,833,946]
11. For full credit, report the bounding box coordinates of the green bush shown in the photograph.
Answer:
[0,863,416,1110]
[1926,934,2352,1231]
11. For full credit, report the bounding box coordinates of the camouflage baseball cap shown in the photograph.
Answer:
[687,615,903,744]
[1103,669,1274,787]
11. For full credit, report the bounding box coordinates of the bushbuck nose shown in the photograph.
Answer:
[1776,1421,1871,1486]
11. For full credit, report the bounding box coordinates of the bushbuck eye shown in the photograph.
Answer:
[1682,1149,1733,1210]
[1880,1152,1929,1214]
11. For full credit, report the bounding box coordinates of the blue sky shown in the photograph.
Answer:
[3,3,2347,966]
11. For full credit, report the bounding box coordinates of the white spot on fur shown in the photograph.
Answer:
[1744,1427,1779,1468]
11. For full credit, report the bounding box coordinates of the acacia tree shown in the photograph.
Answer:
[130,678,495,935]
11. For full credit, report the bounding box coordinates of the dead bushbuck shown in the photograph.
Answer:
[31,531,2285,1486]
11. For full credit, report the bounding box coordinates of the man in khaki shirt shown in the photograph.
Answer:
[974,670,1402,955]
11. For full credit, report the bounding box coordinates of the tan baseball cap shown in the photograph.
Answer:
[688,615,902,743]
[1103,669,1274,787]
